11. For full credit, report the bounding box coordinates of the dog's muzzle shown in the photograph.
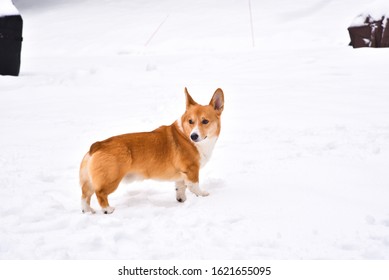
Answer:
[190,133,207,142]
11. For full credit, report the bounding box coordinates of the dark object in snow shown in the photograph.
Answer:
[381,18,389,47]
[0,14,23,76]
[348,15,389,48]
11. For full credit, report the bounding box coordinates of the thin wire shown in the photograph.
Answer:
[248,0,255,48]
[144,14,170,47]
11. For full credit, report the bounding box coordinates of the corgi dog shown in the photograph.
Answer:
[79,88,224,214]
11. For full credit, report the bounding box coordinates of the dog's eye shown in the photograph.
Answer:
[189,119,194,124]
[202,119,209,125]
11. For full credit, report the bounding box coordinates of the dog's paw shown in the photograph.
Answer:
[102,206,115,214]
[81,199,96,214]
[82,208,96,214]
[201,191,209,197]
[176,196,187,203]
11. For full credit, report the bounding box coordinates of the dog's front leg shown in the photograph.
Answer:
[186,181,209,197]
[184,167,209,197]
[175,181,187,203]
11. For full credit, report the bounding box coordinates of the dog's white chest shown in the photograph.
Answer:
[195,137,218,167]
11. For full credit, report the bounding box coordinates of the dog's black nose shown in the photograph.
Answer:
[190,133,199,141]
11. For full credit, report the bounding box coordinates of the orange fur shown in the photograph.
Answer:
[79,88,224,214]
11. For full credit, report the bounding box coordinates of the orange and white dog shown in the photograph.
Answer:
[79,88,224,214]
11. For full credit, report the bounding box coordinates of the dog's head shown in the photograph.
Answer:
[179,87,224,144]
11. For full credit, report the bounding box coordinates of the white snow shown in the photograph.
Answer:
[0,0,19,16]
[349,0,389,27]
[349,14,369,27]
[1,0,389,259]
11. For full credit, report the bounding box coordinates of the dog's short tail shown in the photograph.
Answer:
[89,141,102,155]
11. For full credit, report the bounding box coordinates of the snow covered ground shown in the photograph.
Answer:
[1,0,389,259]
[0,0,20,16]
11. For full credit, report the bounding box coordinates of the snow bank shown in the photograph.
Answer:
[0,0,19,16]
[349,1,389,27]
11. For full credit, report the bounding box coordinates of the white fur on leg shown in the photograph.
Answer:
[102,206,115,214]
[175,181,187,202]
[187,182,209,197]
[81,198,96,214]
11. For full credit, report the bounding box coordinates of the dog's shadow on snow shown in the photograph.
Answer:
[117,178,226,209]
[202,177,225,191]
[118,188,177,209]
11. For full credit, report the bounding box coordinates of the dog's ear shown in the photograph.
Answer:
[185,87,198,109]
[210,88,224,115]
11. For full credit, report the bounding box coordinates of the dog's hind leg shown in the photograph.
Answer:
[80,153,96,214]
[81,180,95,214]
[94,175,121,214]
[81,185,95,214]
[95,182,120,214]
[93,174,122,214]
